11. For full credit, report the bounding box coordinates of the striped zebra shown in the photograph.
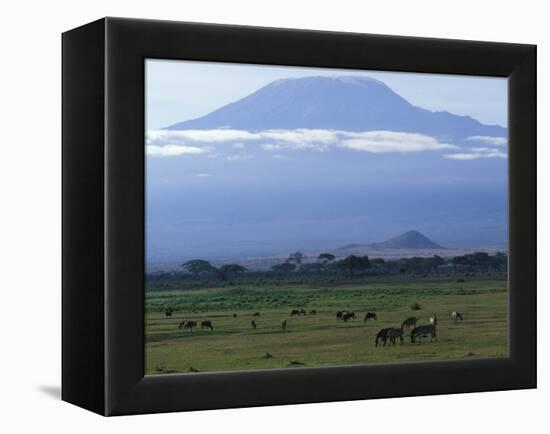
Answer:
[452,311,464,321]
[178,319,197,331]
[386,328,404,346]
[375,328,393,347]
[401,316,417,330]
[410,324,437,343]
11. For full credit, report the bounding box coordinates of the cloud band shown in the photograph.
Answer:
[147,128,460,156]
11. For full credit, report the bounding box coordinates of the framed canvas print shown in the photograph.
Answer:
[62,17,536,416]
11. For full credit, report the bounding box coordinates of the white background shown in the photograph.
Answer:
[0,0,546,432]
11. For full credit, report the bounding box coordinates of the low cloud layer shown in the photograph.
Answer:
[146,129,508,162]
[466,135,507,146]
[444,147,507,160]
[338,131,457,153]
[147,128,462,157]
[146,144,211,157]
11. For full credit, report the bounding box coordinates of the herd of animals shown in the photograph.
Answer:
[169,307,465,346]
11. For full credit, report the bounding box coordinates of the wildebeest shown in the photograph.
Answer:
[410,324,437,343]
[336,311,344,320]
[386,328,404,346]
[281,319,287,331]
[452,311,464,321]
[309,309,317,315]
[200,320,214,331]
[290,309,301,316]
[233,313,237,318]
[164,307,174,317]
[178,320,197,331]
[251,319,257,329]
[253,312,260,317]
[401,316,417,330]
[342,311,356,322]
[429,313,438,326]
[363,312,377,322]
[300,308,307,315]
[375,328,393,347]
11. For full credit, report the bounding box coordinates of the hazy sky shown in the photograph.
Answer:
[145,59,507,130]
[145,59,508,263]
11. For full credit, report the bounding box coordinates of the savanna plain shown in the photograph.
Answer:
[146,273,507,374]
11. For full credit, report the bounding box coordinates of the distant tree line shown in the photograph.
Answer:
[181,259,248,280]
[169,251,507,279]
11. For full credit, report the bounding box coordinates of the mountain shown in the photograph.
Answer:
[336,230,444,252]
[368,230,444,250]
[165,76,506,142]
[337,243,363,250]
[146,76,507,263]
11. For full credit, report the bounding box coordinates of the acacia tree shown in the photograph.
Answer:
[181,259,218,276]
[318,253,336,263]
[451,252,503,272]
[287,251,303,265]
[218,263,247,280]
[336,255,371,276]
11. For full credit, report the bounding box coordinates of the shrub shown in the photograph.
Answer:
[411,302,422,310]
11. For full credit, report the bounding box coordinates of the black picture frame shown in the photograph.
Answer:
[62,17,536,416]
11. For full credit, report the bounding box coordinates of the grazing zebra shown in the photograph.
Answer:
[429,313,438,326]
[387,328,404,346]
[375,328,393,347]
[342,311,356,322]
[410,324,437,343]
[178,320,197,331]
[200,320,214,331]
[401,317,417,330]
[281,319,287,331]
[452,311,464,321]
[251,319,257,329]
[363,312,377,322]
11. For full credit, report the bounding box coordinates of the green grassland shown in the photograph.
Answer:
[145,278,507,374]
